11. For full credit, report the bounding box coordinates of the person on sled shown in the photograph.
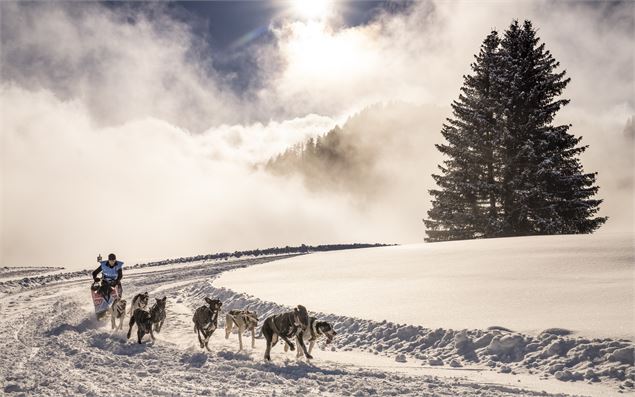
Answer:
[92,253,124,303]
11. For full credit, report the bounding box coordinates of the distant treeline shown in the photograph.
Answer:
[130,243,394,269]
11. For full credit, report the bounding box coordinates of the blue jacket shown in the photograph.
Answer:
[93,260,124,282]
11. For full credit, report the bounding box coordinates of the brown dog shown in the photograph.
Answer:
[192,298,222,351]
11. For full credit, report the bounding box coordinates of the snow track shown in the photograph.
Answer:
[0,256,629,396]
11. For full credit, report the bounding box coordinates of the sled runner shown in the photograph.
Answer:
[90,278,123,319]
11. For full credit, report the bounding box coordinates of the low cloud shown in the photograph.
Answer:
[1,85,369,267]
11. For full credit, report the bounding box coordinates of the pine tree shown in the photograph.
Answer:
[497,20,606,235]
[425,20,606,241]
[425,31,502,242]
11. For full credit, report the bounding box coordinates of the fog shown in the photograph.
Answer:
[1,1,632,269]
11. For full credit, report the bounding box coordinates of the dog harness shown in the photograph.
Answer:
[268,317,281,335]
[310,319,319,340]
[99,260,123,281]
[203,307,219,331]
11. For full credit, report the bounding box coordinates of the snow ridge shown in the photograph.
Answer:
[198,278,634,390]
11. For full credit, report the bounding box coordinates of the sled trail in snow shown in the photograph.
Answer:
[0,256,628,396]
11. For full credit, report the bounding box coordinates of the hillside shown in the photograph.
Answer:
[216,232,634,338]
[265,102,446,199]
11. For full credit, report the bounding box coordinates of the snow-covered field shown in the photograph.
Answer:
[1,237,633,396]
[216,232,634,339]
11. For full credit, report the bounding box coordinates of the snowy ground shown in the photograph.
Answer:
[216,232,634,339]
[1,247,633,396]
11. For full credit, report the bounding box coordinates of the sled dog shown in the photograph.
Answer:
[284,317,336,358]
[262,305,311,361]
[192,298,222,351]
[129,292,149,316]
[149,297,167,333]
[225,309,258,351]
[109,298,127,330]
[127,308,155,344]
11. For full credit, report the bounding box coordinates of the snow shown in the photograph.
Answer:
[1,239,633,396]
[215,232,634,339]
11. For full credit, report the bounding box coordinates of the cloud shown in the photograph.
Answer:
[0,2,242,132]
[0,85,368,267]
[0,1,632,268]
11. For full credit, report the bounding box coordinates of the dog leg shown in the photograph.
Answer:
[297,335,313,359]
[295,332,304,358]
[308,340,315,355]
[225,315,233,339]
[158,320,164,333]
[251,327,256,349]
[263,327,272,361]
[149,326,155,342]
[197,329,203,348]
[237,325,244,351]
[127,316,136,339]
[204,333,212,352]
[296,335,303,358]
[137,328,143,344]
[280,335,295,351]
[264,338,272,361]
[110,308,116,330]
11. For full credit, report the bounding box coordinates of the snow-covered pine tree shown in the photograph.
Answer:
[425,20,606,241]
[497,20,606,235]
[425,31,502,242]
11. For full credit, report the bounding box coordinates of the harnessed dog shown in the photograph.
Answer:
[109,298,127,330]
[261,305,312,361]
[192,298,222,351]
[129,292,149,316]
[127,308,154,344]
[149,297,167,333]
[225,309,258,351]
[284,317,337,358]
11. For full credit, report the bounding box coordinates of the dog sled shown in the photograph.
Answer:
[90,278,123,319]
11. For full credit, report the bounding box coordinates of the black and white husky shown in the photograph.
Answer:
[261,305,311,361]
[284,317,336,358]
[192,298,222,351]
[224,309,258,351]
[129,292,149,316]
[109,298,127,330]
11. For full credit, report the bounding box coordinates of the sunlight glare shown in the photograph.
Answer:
[292,0,333,21]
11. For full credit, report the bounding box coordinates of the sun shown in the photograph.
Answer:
[291,0,333,21]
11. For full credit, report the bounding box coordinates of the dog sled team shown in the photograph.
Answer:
[90,253,336,360]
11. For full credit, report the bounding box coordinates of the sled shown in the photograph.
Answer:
[90,279,123,319]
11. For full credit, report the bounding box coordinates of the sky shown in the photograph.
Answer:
[1,0,633,269]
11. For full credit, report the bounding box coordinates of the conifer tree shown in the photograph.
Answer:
[425,20,606,241]
[425,31,502,241]
[497,20,606,235]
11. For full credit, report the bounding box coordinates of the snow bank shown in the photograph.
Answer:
[196,282,634,388]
